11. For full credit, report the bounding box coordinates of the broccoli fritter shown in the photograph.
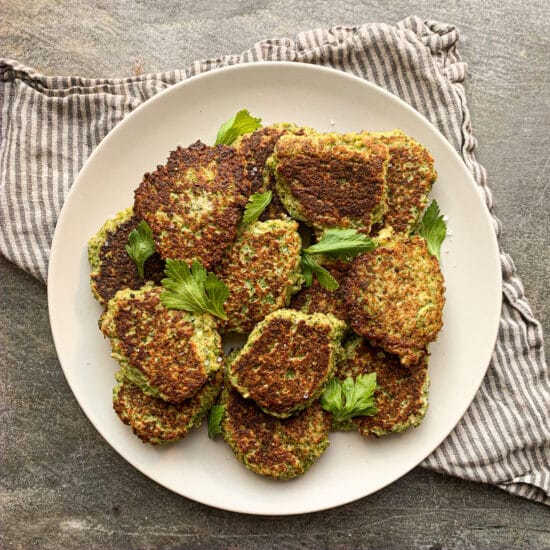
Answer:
[220,387,331,479]
[269,131,390,233]
[100,285,223,403]
[88,207,164,305]
[113,369,223,445]
[216,219,303,333]
[290,256,349,321]
[134,141,250,269]
[227,309,346,418]
[371,130,437,234]
[344,236,444,366]
[336,337,429,436]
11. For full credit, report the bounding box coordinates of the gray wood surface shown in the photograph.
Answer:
[1,1,549,548]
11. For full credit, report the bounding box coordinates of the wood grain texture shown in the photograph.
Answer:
[1,1,548,548]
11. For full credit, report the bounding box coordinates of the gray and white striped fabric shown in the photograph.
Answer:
[1,16,548,504]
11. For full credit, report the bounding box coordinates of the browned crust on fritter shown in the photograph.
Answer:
[344,236,444,366]
[113,370,222,444]
[91,214,165,304]
[290,258,350,321]
[221,388,331,478]
[237,126,307,220]
[229,317,333,416]
[274,135,389,231]
[237,126,291,195]
[340,339,428,436]
[261,173,291,220]
[107,287,210,403]
[216,220,302,333]
[376,131,436,233]
[133,141,250,268]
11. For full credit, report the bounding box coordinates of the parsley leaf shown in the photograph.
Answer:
[207,404,225,439]
[301,252,339,290]
[321,374,378,423]
[125,220,155,279]
[160,259,229,320]
[303,228,376,261]
[242,191,273,224]
[417,200,447,260]
[300,228,376,290]
[214,109,262,146]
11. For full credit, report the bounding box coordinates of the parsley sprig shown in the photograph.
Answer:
[417,200,447,259]
[160,259,229,320]
[242,191,272,225]
[321,374,378,424]
[301,228,376,290]
[303,228,376,260]
[125,220,155,278]
[207,404,225,439]
[301,252,339,290]
[214,109,262,146]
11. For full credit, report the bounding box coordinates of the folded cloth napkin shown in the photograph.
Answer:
[1,16,548,504]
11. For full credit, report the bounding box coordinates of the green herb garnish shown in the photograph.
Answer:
[125,220,155,279]
[303,228,376,260]
[160,259,229,320]
[301,252,339,290]
[301,228,376,290]
[242,191,273,224]
[214,109,262,146]
[321,374,378,424]
[207,404,225,439]
[417,200,447,259]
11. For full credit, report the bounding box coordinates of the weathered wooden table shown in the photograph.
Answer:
[1,1,548,548]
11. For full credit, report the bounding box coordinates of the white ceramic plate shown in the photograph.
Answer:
[48,62,501,515]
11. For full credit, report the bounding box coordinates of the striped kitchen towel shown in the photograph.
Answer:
[0,16,548,504]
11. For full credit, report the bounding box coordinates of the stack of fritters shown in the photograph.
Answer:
[223,309,345,478]
[100,285,223,443]
[100,285,222,403]
[277,128,443,438]
[88,121,445,475]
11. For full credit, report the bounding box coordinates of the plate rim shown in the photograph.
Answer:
[48,61,502,515]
